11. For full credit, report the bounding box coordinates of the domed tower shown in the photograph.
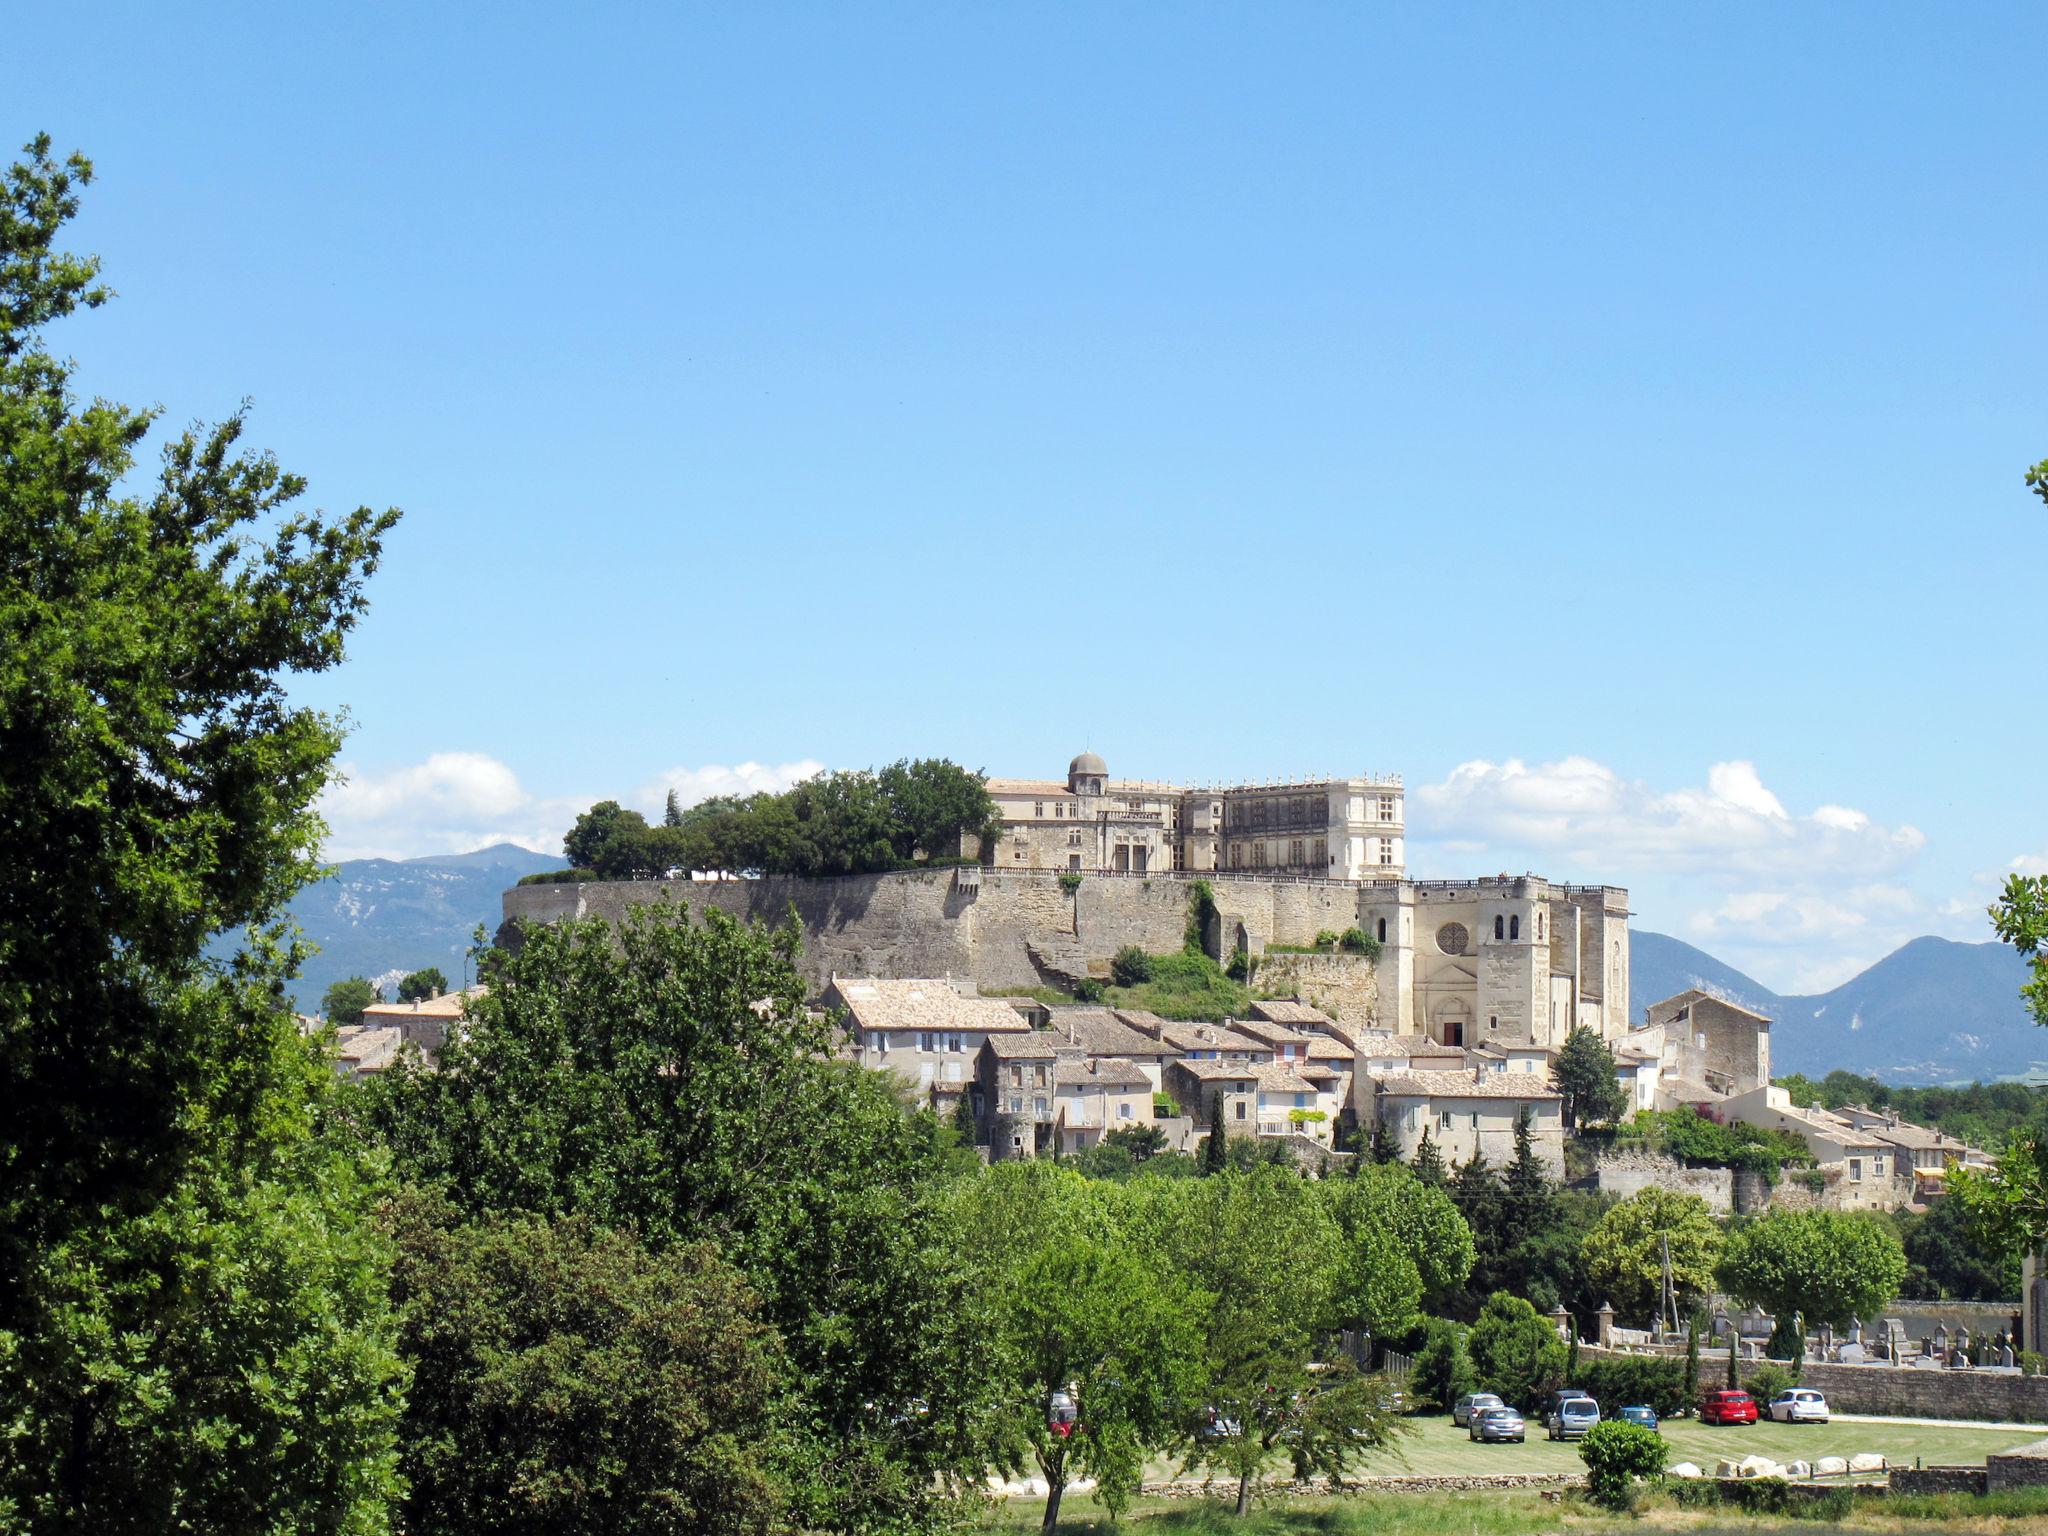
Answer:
[1067,751,1107,797]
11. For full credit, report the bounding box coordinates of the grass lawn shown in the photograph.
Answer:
[1347,1410,2041,1477]
[969,1484,2048,1536]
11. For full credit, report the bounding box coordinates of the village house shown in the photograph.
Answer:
[1043,1007,1178,1092]
[1719,1085,1910,1210]
[1050,1058,1155,1155]
[824,976,1031,1117]
[356,985,486,1063]
[1121,1016,1274,1065]
[978,1030,1062,1157]
[1370,1068,1566,1177]
[1165,1058,1332,1143]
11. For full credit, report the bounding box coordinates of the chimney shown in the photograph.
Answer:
[431,986,442,1001]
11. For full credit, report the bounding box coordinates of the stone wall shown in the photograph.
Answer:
[503,868,1382,993]
[1588,1148,1734,1214]
[1255,953,1380,1027]
[1988,1439,2048,1489]
[1888,1466,1988,1495]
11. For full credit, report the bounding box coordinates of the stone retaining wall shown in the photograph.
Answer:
[1988,1438,2048,1489]
[1888,1466,1989,1495]
[1139,1472,1582,1499]
[1587,1148,1734,1214]
[504,868,1384,995]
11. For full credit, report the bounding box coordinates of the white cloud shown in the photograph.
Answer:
[1411,756,1932,994]
[318,752,824,862]
[1411,756,1922,882]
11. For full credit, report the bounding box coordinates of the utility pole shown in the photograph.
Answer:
[1661,1233,1676,1337]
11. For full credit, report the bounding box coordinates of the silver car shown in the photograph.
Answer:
[1452,1391,1504,1427]
[1546,1396,1599,1441]
[1470,1405,1526,1443]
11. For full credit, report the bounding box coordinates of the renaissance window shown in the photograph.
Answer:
[1494,915,1504,941]
[1510,915,1519,940]
[1379,841,1395,866]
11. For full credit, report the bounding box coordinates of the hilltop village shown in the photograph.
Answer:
[349,754,1997,1228]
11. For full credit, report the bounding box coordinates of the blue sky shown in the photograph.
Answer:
[15,2,2046,991]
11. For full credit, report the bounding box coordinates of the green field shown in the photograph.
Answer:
[1350,1410,2041,1477]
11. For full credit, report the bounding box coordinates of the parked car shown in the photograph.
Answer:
[1452,1392,1504,1427]
[1699,1389,1759,1426]
[1618,1404,1659,1430]
[1546,1397,1600,1441]
[1196,1407,1242,1440]
[1546,1387,1592,1420]
[1767,1389,1830,1424]
[1470,1406,1526,1443]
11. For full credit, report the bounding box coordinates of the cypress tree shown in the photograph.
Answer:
[1683,1319,1700,1407]
[1369,1113,1399,1165]
[1412,1128,1448,1188]
[1203,1091,1228,1175]
[1726,1334,1740,1389]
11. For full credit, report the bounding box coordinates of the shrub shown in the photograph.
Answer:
[2022,1350,2046,1377]
[1058,871,1083,894]
[1410,1317,1477,1410]
[1338,926,1381,958]
[1152,1091,1181,1119]
[1467,1292,1566,1409]
[1578,1356,1687,1419]
[1072,978,1105,1003]
[1313,929,1340,950]
[1579,1420,1666,1511]
[1666,1478,1852,1521]
[517,867,599,885]
[1110,945,1156,987]
[1743,1363,1797,1403]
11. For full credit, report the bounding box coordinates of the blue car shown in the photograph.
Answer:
[1618,1404,1659,1430]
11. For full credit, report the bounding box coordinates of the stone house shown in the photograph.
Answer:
[1051,1059,1155,1155]
[1044,1006,1179,1092]
[1166,1059,1331,1143]
[825,976,1032,1118]
[1632,989,1772,1101]
[357,985,486,1062]
[332,1024,403,1077]
[1122,1017,1273,1065]
[1357,1032,1467,1078]
[1369,1068,1566,1177]
[1719,1085,1909,1210]
[979,1031,1062,1158]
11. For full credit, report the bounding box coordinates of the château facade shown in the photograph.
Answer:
[984,752,1405,881]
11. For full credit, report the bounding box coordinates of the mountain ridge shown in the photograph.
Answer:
[1631,929,2045,1085]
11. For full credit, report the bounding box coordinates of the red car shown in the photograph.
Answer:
[1699,1390,1759,1426]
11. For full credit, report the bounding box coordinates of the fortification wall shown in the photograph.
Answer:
[1256,953,1380,1028]
[1587,1148,1734,1214]
[504,869,1363,992]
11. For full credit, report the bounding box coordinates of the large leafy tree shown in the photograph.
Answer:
[1581,1188,1724,1326]
[0,137,404,1529]
[372,905,998,1533]
[397,966,448,1002]
[958,1167,1202,1534]
[324,974,380,1023]
[1466,1291,1567,1409]
[1325,1161,1474,1331]
[1718,1208,1906,1329]
[1553,1028,1628,1128]
[388,1193,785,1536]
[877,757,1000,863]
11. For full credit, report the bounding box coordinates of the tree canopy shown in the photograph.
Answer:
[1581,1188,1724,1326]
[1718,1208,1906,1329]
[1553,1028,1628,1128]
[0,134,404,1531]
[324,975,380,1024]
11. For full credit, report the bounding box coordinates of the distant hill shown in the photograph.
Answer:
[1632,930,2048,1085]
[262,843,564,1013]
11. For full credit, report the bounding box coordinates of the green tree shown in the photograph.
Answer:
[1581,1188,1724,1326]
[876,757,1000,863]
[389,1193,783,1536]
[0,135,404,1531]
[1411,1317,1478,1410]
[1102,1122,1167,1162]
[1203,1091,1228,1174]
[1412,1128,1448,1187]
[563,799,655,877]
[1897,1198,2022,1301]
[1726,1334,1740,1389]
[1682,1319,1700,1405]
[1992,867,2048,1029]
[1719,1209,1908,1328]
[372,905,996,1534]
[984,1217,1202,1532]
[1165,1169,1406,1512]
[397,966,448,1003]
[663,787,684,828]
[324,975,380,1024]
[1466,1292,1566,1409]
[1579,1420,1666,1510]
[1368,1112,1400,1164]
[1553,1028,1628,1128]
[1325,1162,1474,1330]
[1110,944,1155,987]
